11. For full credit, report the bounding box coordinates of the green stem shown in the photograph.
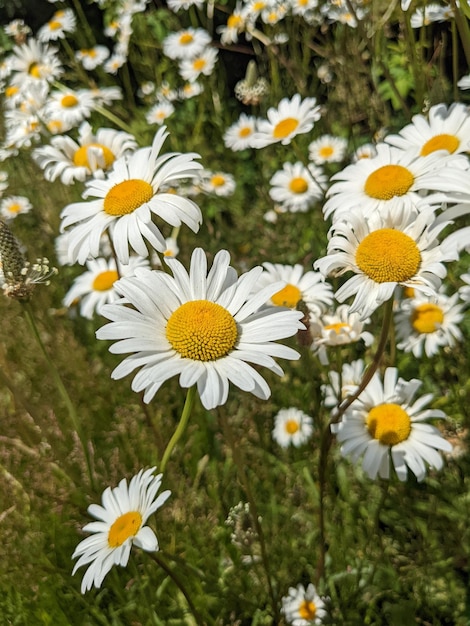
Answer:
[94,105,135,135]
[69,0,97,47]
[160,386,196,472]
[450,0,470,68]
[21,302,95,489]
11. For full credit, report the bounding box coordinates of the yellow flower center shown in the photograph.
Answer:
[92,269,119,291]
[179,32,194,45]
[28,62,42,78]
[364,164,414,200]
[108,511,143,548]
[253,1,266,10]
[47,119,63,133]
[227,14,243,28]
[299,600,317,620]
[82,48,97,57]
[411,303,444,334]
[420,133,460,156]
[48,20,62,30]
[355,229,421,283]
[210,174,226,187]
[239,126,252,138]
[6,203,21,214]
[289,177,308,194]
[103,179,154,216]
[166,300,238,361]
[5,85,19,98]
[193,58,206,71]
[366,403,412,446]
[273,117,299,139]
[319,145,334,158]
[271,283,302,308]
[61,94,79,108]
[285,419,300,434]
[324,322,349,333]
[403,286,415,298]
[73,143,115,169]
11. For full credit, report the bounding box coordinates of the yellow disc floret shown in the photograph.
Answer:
[355,229,421,283]
[420,134,460,156]
[364,164,414,200]
[273,117,299,139]
[166,300,238,361]
[92,269,119,291]
[366,403,412,446]
[73,143,116,169]
[285,419,300,434]
[61,94,79,108]
[411,303,444,334]
[103,179,154,216]
[108,511,142,548]
[271,283,302,308]
[299,600,317,620]
[289,177,308,194]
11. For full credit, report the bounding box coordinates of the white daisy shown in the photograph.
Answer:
[457,74,470,90]
[314,207,456,319]
[223,113,258,151]
[0,195,32,220]
[257,262,333,316]
[37,9,76,42]
[96,247,304,410]
[272,407,314,448]
[75,46,110,70]
[8,38,63,87]
[72,467,171,593]
[332,367,453,481]
[322,359,365,409]
[395,291,465,357]
[251,94,321,148]
[385,102,470,156]
[352,142,377,161]
[179,81,204,99]
[63,256,150,319]
[323,143,470,221]
[217,4,246,45]
[410,4,452,28]
[178,47,219,82]
[167,0,204,11]
[145,101,175,126]
[281,582,328,625]
[200,171,236,196]
[103,51,127,74]
[269,161,326,212]
[32,121,138,184]
[60,126,203,265]
[43,88,97,129]
[308,134,348,164]
[162,27,211,60]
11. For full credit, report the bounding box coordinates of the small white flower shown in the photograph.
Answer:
[272,407,314,448]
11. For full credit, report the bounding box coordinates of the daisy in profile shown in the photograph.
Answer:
[200,170,236,196]
[72,467,171,593]
[322,359,365,409]
[332,367,453,481]
[179,81,204,100]
[96,248,304,409]
[251,94,321,148]
[269,161,326,212]
[223,113,258,151]
[37,8,76,42]
[44,88,97,130]
[352,142,377,161]
[314,206,455,320]
[0,195,32,220]
[308,134,348,165]
[145,101,175,126]
[272,407,314,448]
[395,291,465,358]
[63,256,149,319]
[162,27,211,60]
[217,4,246,45]
[281,582,328,625]
[385,102,470,157]
[75,46,110,71]
[323,143,470,221]
[33,121,137,184]
[257,262,333,316]
[60,126,203,265]
[178,47,218,82]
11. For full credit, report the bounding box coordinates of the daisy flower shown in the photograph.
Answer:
[60,126,203,265]
[8,38,63,87]
[75,46,110,70]
[0,195,32,220]
[314,206,456,320]
[44,88,97,130]
[72,467,171,593]
[178,48,219,83]
[63,256,149,319]
[200,171,236,196]
[251,94,321,148]
[145,101,175,126]
[385,102,470,157]
[457,74,470,90]
[269,161,326,212]
[257,262,333,316]
[323,143,470,221]
[223,113,258,151]
[272,407,314,448]
[96,248,304,410]
[162,27,212,60]
[410,4,452,28]
[217,4,246,45]
[167,0,205,11]
[395,291,465,358]
[322,359,365,409]
[32,121,138,184]
[179,81,204,100]
[308,134,348,164]
[281,582,328,625]
[332,367,453,481]
[37,9,76,42]
[352,142,377,161]
[151,236,180,266]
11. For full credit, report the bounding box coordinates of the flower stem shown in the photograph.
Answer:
[160,386,196,472]
[21,302,95,489]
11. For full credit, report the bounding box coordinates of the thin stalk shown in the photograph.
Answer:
[218,410,280,622]
[21,302,95,489]
[160,386,196,472]
[69,0,97,47]
[94,105,135,135]
[450,0,470,68]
